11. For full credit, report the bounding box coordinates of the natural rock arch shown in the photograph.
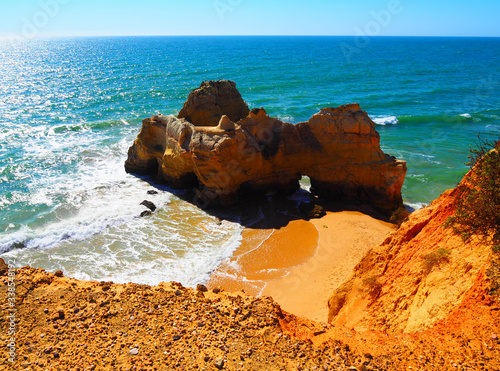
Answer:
[125,80,407,214]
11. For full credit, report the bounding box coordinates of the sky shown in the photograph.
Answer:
[0,0,499,39]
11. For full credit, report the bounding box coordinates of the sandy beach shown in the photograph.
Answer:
[208,210,395,323]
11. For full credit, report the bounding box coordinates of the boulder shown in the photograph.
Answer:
[178,80,250,126]
[299,203,326,219]
[140,200,156,212]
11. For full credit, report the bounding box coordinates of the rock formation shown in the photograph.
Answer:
[178,80,250,126]
[327,169,495,332]
[125,80,407,214]
[298,202,327,219]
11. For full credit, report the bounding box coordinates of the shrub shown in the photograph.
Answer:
[445,136,500,252]
[390,206,411,226]
[363,275,383,299]
[422,248,451,273]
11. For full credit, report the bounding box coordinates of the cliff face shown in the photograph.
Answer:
[125,80,406,214]
[327,172,494,332]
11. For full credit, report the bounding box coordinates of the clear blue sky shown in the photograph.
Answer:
[1,0,499,38]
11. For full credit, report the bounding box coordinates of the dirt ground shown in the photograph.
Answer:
[1,263,499,371]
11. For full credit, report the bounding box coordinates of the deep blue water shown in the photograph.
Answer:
[0,36,499,285]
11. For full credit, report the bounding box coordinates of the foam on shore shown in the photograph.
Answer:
[207,219,319,297]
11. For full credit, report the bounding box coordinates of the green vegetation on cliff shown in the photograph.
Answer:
[445,137,500,252]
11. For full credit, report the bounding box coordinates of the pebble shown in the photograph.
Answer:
[214,358,224,369]
[197,284,208,292]
[130,348,139,356]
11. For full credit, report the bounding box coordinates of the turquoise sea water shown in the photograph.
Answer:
[1,36,499,285]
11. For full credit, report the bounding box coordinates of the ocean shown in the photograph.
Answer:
[1,36,499,286]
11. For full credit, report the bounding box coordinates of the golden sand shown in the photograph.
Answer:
[207,219,319,296]
[208,211,394,323]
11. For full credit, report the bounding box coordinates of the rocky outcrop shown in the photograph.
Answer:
[125,80,407,214]
[298,202,326,219]
[327,171,494,332]
[178,80,250,126]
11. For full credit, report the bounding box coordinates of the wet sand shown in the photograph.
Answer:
[207,219,319,297]
[208,210,395,323]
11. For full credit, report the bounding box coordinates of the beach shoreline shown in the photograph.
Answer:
[207,208,395,323]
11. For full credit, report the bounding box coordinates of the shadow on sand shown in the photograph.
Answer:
[135,174,395,231]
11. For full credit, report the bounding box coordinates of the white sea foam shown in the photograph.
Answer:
[460,113,472,119]
[405,202,427,211]
[277,115,295,123]
[2,202,244,287]
[371,116,399,125]
[0,120,246,286]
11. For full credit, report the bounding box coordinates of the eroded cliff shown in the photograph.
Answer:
[125,80,406,214]
[327,169,496,332]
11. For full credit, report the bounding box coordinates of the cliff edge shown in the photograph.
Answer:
[328,168,498,333]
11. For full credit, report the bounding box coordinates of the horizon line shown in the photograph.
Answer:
[2,34,500,40]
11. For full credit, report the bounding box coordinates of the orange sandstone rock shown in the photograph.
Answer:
[178,79,250,126]
[125,81,407,214]
[327,170,494,332]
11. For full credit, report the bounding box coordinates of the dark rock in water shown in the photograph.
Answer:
[147,190,159,195]
[140,210,152,218]
[140,200,156,212]
[54,270,64,277]
[299,202,326,219]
